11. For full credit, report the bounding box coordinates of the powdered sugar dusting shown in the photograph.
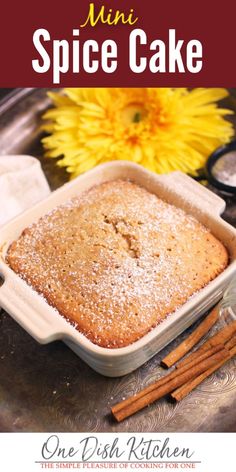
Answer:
[6,180,228,348]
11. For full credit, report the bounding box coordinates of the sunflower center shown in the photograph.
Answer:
[120,103,147,126]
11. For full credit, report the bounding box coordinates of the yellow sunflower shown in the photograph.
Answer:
[42,88,234,178]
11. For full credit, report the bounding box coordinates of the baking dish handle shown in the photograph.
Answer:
[0,275,62,344]
[162,171,226,215]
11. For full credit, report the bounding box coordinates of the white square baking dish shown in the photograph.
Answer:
[1,159,236,377]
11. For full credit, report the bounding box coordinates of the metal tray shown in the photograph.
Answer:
[0,88,236,431]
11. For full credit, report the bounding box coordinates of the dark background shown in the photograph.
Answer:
[0,89,12,100]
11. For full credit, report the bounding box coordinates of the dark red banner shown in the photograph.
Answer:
[0,0,235,86]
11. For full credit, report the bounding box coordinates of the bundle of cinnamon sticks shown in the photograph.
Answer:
[111,304,236,422]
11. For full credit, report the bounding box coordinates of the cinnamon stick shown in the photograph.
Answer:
[111,343,223,418]
[111,347,228,422]
[176,320,236,370]
[161,304,220,368]
[225,334,236,350]
[171,344,236,402]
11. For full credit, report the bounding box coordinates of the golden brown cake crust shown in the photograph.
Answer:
[6,180,228,348]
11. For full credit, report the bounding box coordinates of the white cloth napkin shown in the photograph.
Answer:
[1,155,51,227]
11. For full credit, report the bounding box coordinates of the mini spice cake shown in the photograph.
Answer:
[6,180,228,348]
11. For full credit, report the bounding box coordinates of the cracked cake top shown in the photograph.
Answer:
[6,180,228,348]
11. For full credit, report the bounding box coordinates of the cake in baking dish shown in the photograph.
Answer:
[6,180,228,348]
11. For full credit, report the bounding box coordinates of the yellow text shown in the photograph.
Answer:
[80,3,138,27]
